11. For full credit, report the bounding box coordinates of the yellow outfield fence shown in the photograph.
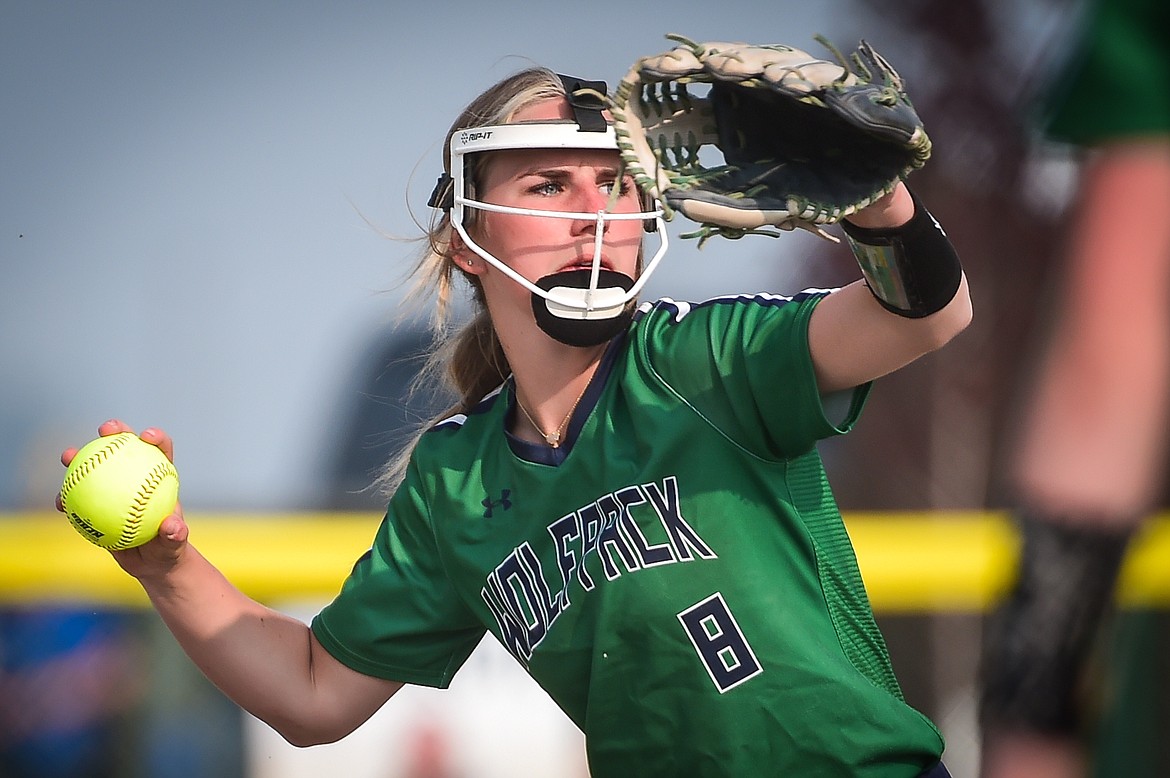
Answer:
[2,511,1170,613]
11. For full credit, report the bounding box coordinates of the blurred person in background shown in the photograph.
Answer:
[978,0,1170,776]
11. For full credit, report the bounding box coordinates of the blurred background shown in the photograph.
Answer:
[3,1,1168,776]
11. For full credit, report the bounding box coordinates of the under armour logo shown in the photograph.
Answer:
[482,489,512,518]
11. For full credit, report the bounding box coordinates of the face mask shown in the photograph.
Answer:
[530,268,636,346]
[430,120,669,347]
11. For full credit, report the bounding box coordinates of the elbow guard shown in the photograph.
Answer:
[840,189,963,318]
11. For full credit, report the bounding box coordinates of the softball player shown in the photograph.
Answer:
[61,64,970,777]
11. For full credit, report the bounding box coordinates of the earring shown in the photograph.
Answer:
[466,259,475,268]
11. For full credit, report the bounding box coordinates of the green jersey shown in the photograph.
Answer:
[312,290,944,777]
[1040,0,1170,144]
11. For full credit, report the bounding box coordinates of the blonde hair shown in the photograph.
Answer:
[378,67,570,492]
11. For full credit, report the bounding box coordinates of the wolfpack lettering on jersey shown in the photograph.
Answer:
[313,290,944,778]
[481,475,716,665]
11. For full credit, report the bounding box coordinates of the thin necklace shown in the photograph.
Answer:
[515,379,591,448]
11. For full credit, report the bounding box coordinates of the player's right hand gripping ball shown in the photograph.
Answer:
[59,432,180,550]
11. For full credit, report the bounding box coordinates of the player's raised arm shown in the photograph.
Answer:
[609,37,971,394]
[57,420,402,746]
[807,183,972,394]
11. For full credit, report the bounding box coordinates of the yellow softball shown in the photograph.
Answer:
[59,432,180,550]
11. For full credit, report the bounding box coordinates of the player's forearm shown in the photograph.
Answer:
[810,274,970,392]
[843,182,915,230]
[809,183,971,392]
[135,544,336,742]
